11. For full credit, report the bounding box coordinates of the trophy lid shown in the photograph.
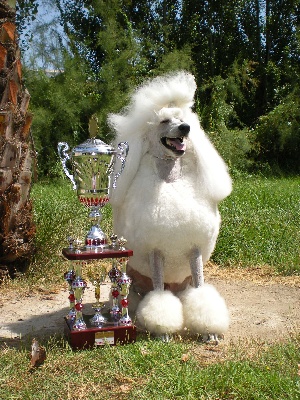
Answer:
[72,138,115,155]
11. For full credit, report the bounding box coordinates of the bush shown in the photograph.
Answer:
[24,59,101,177]
[253,90,300,173]
[197,74,254,171]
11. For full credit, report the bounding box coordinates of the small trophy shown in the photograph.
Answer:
[57,136,128,249]
[87,265,108,327]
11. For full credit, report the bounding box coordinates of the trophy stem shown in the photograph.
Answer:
[108,260,121,323]
[72,261,87,331]
[85,205,109,249]
[64,267,76,321]
[118,258,132,326]
[89,267,107,327]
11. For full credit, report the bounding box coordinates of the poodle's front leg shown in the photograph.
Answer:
[190,247,204,288]
[179,247,229,343]
[136,249,183,339]
[190,247,216,342]
[149,249,164,291]
[150,250,169,342]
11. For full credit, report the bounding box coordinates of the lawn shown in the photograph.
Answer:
[0,335,299,399]
[214,174,300,275]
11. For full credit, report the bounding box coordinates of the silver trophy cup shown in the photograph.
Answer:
[57,138,128,249]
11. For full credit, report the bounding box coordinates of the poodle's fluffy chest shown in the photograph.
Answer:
[113,154,220,282]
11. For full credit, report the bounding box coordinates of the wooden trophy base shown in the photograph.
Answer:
[64,315,137,350]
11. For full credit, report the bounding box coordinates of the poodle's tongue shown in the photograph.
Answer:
[167,138,186,151]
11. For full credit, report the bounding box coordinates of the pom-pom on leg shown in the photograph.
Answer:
[136,290,183,337]
[179,284,229,341]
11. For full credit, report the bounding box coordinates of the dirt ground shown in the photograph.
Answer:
[0,264,299,346]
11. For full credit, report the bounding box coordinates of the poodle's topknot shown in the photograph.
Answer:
[131,71,196,113]
[108,71,196,137]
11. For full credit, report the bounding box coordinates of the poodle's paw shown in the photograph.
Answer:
[179,284,229,339]
[136,290,183,336]
[201,333,222,345]
[154,333,172,342]
[160,333,171,342]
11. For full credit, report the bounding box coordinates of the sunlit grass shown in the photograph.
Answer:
[214,174,300,275]
[0,334,299,399]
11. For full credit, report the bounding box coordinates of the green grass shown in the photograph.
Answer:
[214,174,300,275]
[0,335,299,399]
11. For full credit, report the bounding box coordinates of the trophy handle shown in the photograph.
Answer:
[57,142,77,189]
[110,141,129,189]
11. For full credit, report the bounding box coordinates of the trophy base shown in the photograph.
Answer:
[64,315,136,349]
[62,247,133,260]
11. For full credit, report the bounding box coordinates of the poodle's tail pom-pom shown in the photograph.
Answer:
[179,284,229,336]
[136,290,183,335]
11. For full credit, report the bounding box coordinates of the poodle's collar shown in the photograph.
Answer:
[153,155,176,161]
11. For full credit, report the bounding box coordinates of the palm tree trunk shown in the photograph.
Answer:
[0,0,35,279]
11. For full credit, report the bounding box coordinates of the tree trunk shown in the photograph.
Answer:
[0,0,35,279]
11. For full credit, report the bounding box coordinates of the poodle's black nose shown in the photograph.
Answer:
[178,123,190,136]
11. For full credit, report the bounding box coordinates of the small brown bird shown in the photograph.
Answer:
[30,338,46,368]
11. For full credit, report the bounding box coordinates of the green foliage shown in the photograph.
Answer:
[24,54,102,176]
[16,0,39,40]
[18,0,300,175]
[90,1,142,119]
[197,68,255,171]
[254,90,300,173]
[24,1,149,178]
[155,45,195,76]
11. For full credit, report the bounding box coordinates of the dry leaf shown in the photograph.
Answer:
[181,353,189,362]
[29,338,46,368]
[140,347,149,356]
[120,384,131,393]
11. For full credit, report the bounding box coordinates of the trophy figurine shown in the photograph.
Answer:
[57,128,128,249]
[87,265,108,327]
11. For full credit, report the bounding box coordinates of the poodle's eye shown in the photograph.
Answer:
[160,119,170,124]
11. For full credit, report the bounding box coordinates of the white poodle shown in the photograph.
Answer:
[108,71,232,342]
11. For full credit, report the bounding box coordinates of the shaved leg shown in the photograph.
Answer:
[190,247,204,288]
[188,248,224,344]
[149,249,164,290]
[149,250,170,342]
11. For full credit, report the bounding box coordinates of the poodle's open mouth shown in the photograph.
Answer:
[161,137,186,155]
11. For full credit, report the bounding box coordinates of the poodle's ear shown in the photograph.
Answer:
[108,113,146,207]
[188,114,232,202]
[109,137,145,207]
[108,114,126,135]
